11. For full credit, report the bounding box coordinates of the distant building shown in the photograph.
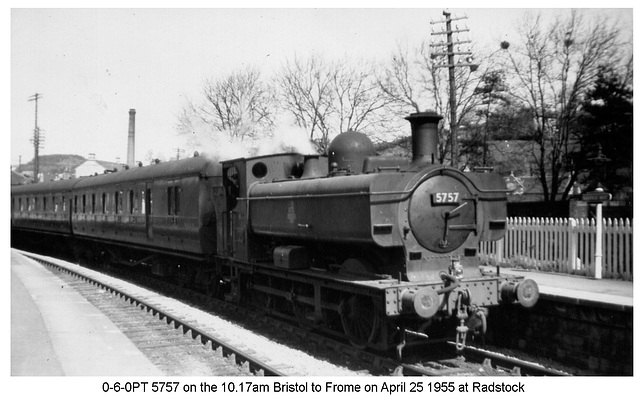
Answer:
[11,170,29,186]
[55,170,73,181]
[75,158,107,177]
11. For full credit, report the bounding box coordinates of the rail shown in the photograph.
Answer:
[22,252,286,376]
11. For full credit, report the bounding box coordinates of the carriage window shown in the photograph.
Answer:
[92,194,96,214]
[74,196,78,213]
[102,193,108,214]
[43,196,47,211]
[82,195,87,213]
[62,196,66,212]
[129,190,136,214]
[19,198,23,212]
[115,191,123,214]
[141,190,146,214]
[167,186,181,216]
[175,186,181,215]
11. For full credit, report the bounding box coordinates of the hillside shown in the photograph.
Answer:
[17,154,86,176]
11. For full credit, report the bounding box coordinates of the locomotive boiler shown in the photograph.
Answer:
[11,111,539,353]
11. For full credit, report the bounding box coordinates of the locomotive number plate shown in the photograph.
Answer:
[431,192,460,205]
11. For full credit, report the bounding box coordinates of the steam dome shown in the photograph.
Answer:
[328,130,375,174]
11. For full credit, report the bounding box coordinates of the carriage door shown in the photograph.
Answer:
[145,184,153,240]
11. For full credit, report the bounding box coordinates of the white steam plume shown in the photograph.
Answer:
[182,118,318,162]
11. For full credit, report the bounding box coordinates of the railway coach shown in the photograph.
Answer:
[12,156,223,287]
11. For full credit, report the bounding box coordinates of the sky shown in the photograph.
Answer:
[7,4,634,168]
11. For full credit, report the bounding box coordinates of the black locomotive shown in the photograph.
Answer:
[11,111,539,352]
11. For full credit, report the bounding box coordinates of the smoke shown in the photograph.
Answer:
[195,135,253,161]
[254,126,318,156]
[182,118,317,162]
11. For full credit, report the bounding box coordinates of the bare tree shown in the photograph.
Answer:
[377,43,428,112]
[458,70,504,168]
[277,54,394,154]
[277,54,335,153]
[331,61,393,136]
[177,67,276,145]
[376,42,443,157]
[503,10,626,201]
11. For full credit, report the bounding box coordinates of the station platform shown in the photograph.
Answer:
[11,249,163,376]
[489,266,633,311]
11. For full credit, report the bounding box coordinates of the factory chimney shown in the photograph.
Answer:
[127,109,136,167]
[405,111,443,165]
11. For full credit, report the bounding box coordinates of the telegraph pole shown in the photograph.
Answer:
[174,147,185,160]
[28,93,44,182]
[430,11,477,168]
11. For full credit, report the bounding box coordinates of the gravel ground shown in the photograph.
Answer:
[20,251,365,376]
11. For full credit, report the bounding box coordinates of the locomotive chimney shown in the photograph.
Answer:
[127,109,136,168]
[405,111,443,165]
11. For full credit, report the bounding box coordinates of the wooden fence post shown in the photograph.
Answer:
[568,218,577,273]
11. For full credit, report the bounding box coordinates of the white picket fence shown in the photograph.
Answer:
[479,217,633,280]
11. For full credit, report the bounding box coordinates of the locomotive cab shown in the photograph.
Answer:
[220,153,308,260]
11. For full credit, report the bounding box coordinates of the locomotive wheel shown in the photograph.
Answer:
[339,295,380,349]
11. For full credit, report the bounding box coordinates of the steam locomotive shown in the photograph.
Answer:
[11,111,539,352]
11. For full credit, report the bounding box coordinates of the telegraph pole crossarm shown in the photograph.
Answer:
[430,11,478,169]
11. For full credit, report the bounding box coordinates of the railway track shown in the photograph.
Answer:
[18,249,572,377]
[22,252,288,376]
[396,343,570,376]
[457,343,571,376]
